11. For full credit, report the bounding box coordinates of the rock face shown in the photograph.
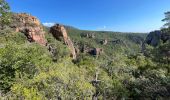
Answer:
[50,24,69,43]
[81,45,94,54]
[50,24,76,59]
[100,39,108,45]
[81,32,95,38]
[142,30,161,54]
[142,30,170,54]
[82,46,103,56]
[10,13,47,46]
[145,30,161,47]
[144,30,170,47]
[92,48,103,56]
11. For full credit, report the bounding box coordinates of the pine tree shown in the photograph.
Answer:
[162,11,170,28]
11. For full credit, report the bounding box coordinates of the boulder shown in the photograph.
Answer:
[100,39,108,45]
[81,45,93,54]
[91,48,103,56]
[10,13,47,46]
[81,32,95,38]
[50,24,76,59]
[50,24,68,43]
[75,43,103,57]
[75,47,80,55]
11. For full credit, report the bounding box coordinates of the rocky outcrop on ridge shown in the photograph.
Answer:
[142,30,170,54]
[50,24,76,59]
[10,13,77,59]
[92,48,103,56]
[100,39,108,45]
[10,13,47,46]
[81,32,95,38]
[145,30,161,47]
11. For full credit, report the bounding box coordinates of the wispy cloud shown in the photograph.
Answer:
[42,22,55,27]
[96,25,112,31]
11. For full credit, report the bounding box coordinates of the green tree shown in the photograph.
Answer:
[0,0,11,29]
[162,11,170,27]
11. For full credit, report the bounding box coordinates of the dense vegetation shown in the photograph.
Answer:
[0,0,170,100]
[0,0,11,29]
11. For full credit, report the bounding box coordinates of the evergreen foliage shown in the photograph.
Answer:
[0,3,169,99]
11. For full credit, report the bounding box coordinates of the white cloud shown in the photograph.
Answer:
[96,25,111,31]
[42,22,55,27]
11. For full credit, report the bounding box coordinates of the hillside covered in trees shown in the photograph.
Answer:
[0,0,170,100]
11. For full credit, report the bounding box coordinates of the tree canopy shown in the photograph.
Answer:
[162,11,170,28]
[0,0,11,28]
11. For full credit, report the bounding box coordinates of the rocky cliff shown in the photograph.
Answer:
[145,30,161,47]
[10,13,47,46]
[50,24,76,59]
[9,13,77,59]
[142,30,170,54]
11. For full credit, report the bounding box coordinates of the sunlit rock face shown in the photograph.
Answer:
[11,13,47,46]
[50,24,76,59]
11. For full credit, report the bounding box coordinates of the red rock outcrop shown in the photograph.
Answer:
[11,13,47,46]
[50,24,76,59]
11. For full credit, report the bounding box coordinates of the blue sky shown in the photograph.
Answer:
[6,0,170,32]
